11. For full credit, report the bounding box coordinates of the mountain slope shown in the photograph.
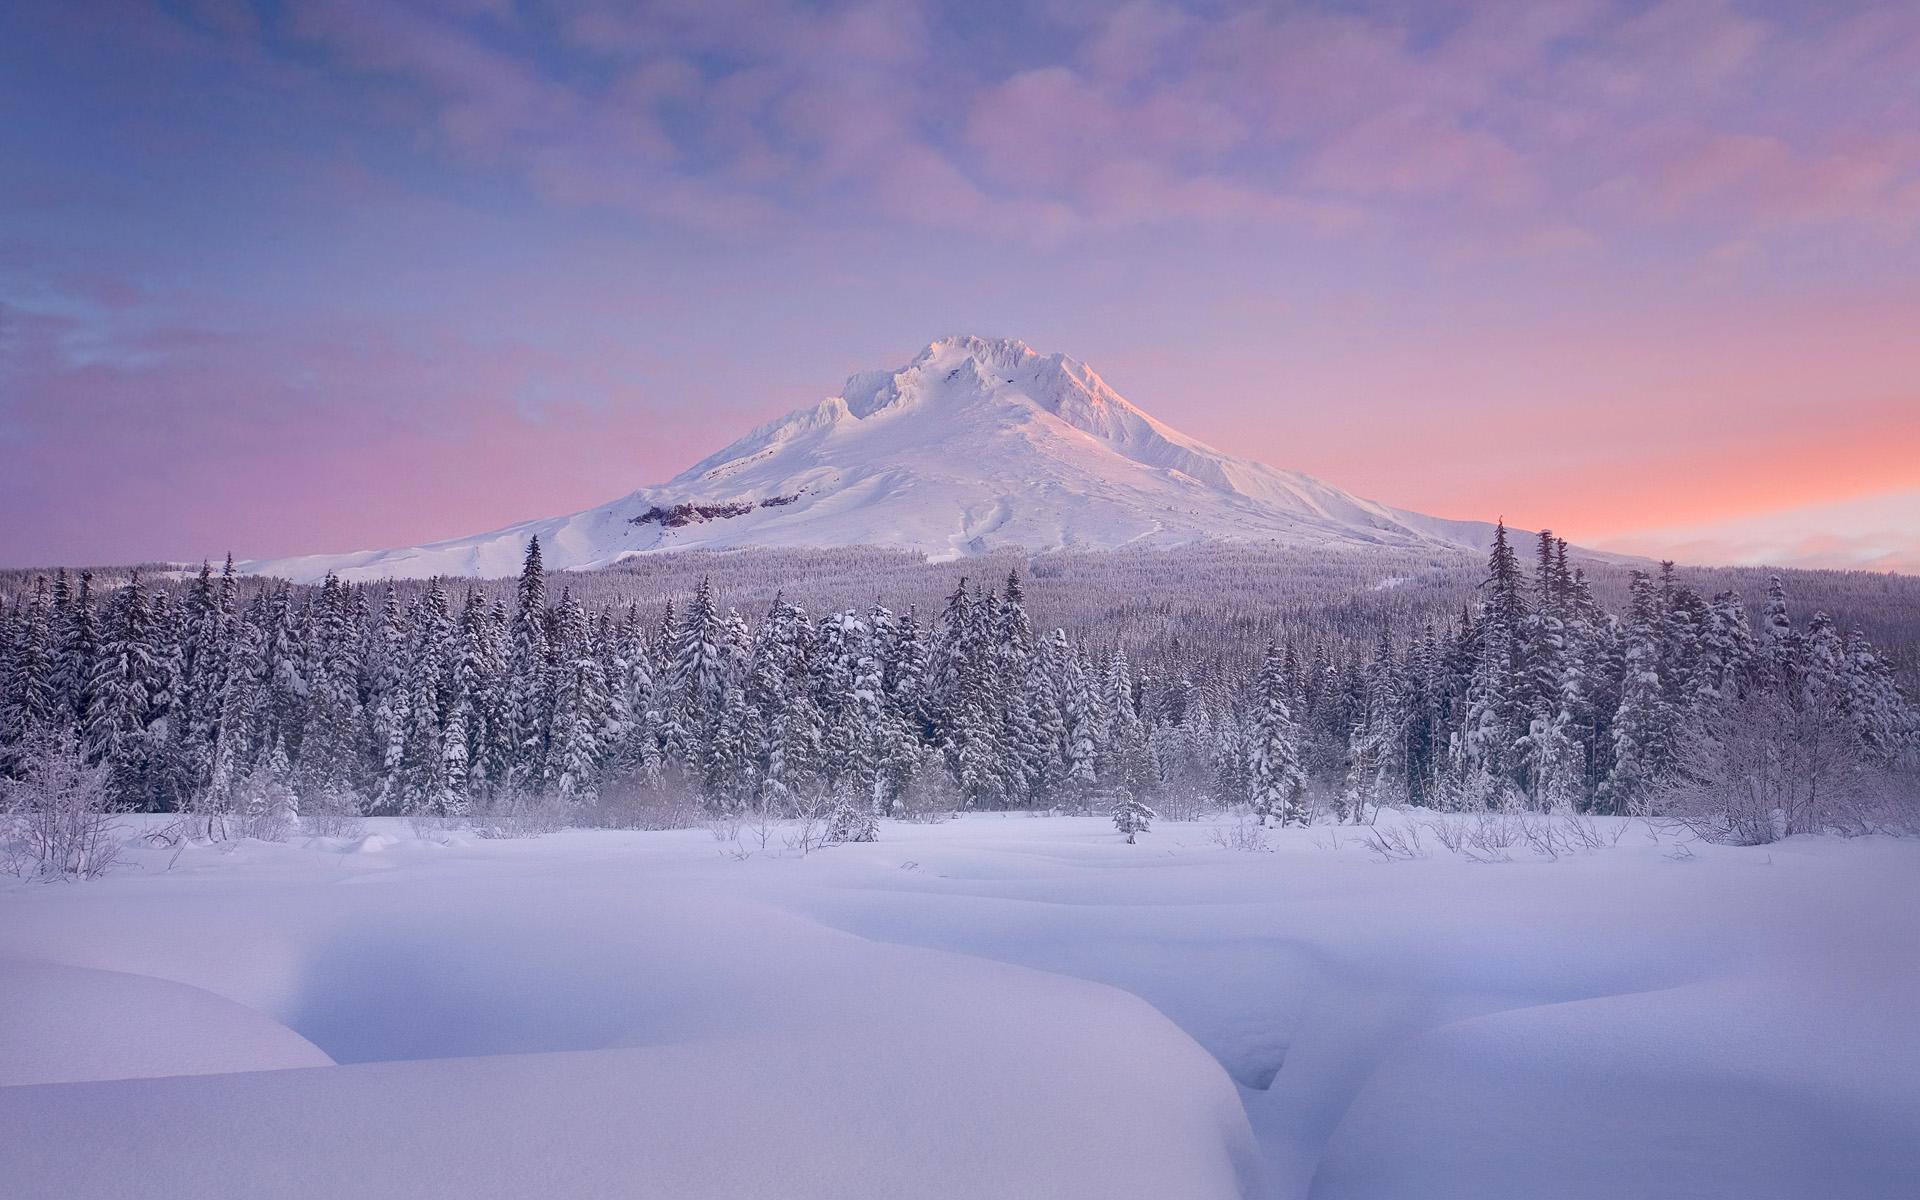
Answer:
[245,336,1499,582]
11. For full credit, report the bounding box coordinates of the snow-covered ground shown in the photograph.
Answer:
[3,811,1917,1199]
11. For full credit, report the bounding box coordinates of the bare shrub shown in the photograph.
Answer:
[1458,811,1523,863]
[176,776,241,843]
[1423,813,1468,854]
[1558,811,1622,850]
[738,798,782,853]
[1418,808,1634,863]
[1653,692,1911,844]
[405,814,459,844]
[300,785,366,839]
[1832,770,1920,837]
[1210,816,1271,852]
[894,768,959,824]
[783,789,834,856]
[826,788,880,844]
[1,736,123,880]
[1520,813,1571,861]
[585,766,703,831]
[469,787,571,840]
[1363,821,1428,862]
[1155,785,1212,823]
[228,770,298,842]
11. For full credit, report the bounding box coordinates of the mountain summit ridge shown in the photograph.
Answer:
[245,336,1501,582]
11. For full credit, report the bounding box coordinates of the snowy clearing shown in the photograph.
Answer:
[2,811,1917,1199]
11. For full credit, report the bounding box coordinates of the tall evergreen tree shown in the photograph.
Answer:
[0,576,57,775]
[1247,643,1308,825]
[500,539,551,789]
[1604,571,1672,812]
[86,574,161,808]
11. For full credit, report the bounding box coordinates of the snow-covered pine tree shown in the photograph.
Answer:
[142,590,194,812]
[1057,635,1099,794]
[992,570,1048,805]
[1761,574,1796,686]
[505,537,552,790]
[1657,575,1716,733]
[922,579,975,744]
[744,596,816,811]
[607,603,660,782]
[1400,624,1445,806]
[256,582,308,762]
[1603,571,1672,813]
[176,559,234,800]
[666,576,725,776]
[1247,642,1308,826]
[546,592,606,804]
[440,695,471,817]
[51,571,99,732]
[821,612,885,843]
[366,588,411,813]
[1841,627,1915,762]
[866,604,921,814]
[1460,520,1528,799]
[922,580,990,805]
[702,677,751,814]
[85,574,163,809]
[396,584,454,814]
[1112,789,1154,844]
[449,588,502,799]
[297,574,362,809]
[0,575,56,777]
[474,596,514,794]
[1099,648,1157,804]
[1341,629,1408,820]
[205,601,265,815]
[1701,591,1756,703]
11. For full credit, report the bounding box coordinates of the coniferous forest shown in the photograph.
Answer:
[1,525,1914,846]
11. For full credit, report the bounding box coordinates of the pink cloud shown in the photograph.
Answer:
[1309,107,1539,206]
[70,0,1909,250]
[1076,1,1196,86]
[8,0,1920,571]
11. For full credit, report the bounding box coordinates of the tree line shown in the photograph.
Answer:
[0,526,1912,842]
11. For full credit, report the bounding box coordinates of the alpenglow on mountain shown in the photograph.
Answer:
[246,336,1502,582]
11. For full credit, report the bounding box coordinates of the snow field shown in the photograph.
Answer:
[2,810,1916,1199]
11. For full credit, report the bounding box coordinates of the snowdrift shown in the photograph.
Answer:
[2,813,1916,1199]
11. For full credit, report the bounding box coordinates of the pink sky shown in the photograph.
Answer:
[2,1,1918,571]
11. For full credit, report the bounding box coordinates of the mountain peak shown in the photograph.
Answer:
[242,337,1501,581]
[914,334,1041,369]
[836,334,1065,420]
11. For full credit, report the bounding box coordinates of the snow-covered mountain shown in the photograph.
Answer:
[245,336,1500,582]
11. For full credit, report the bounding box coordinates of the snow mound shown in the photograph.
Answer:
[0,1023,1254,1200]
[0,960,332,1086]
[0,832,1261,1199]
[1311,979,1920,1199]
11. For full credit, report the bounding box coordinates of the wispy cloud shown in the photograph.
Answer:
[2,0,1917,566]
[1600,490,1920,574]
[57,0,1918,243]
